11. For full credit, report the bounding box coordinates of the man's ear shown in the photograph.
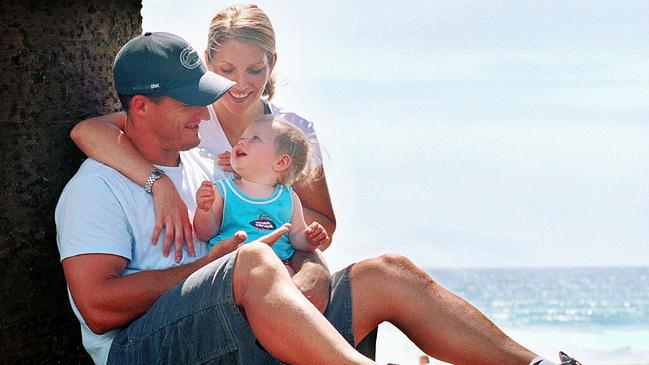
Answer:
[129,95,148,116]
[274,154,291,173]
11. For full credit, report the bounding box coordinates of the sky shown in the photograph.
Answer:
[143,1,649,270]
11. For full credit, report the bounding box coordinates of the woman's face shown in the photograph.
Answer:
[206,40,275,116]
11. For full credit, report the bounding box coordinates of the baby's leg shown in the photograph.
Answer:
[289,250,330,313]
[282,260,296,276]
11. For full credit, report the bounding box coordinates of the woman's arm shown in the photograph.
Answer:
[70,113,194,261]
[292,165,336,250]
[70,112,153,185]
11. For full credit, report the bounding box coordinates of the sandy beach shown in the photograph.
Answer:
[375,323,649,365]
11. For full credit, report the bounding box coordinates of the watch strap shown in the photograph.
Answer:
[144,168,164,194]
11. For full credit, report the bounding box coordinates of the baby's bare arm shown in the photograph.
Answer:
[289,192,329,251]
[193,181,224,242]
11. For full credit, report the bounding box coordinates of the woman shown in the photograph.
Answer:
[71,5,335,265]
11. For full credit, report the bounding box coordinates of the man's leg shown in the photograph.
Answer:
[291,250,378,360]
[233,242,374,365]
[349,254,538,365]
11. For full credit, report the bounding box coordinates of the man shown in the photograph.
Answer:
[56,31,374,365]
[56,32,580,365]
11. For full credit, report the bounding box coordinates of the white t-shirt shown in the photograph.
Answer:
[55,156,209,364]
[182,103,322,182]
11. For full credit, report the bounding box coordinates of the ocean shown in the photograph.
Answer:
[375,267,649,365]
[302,78,649,364]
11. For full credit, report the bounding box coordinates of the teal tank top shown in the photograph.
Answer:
[208,178,294,260]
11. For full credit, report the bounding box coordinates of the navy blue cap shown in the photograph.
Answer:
[113,32,234,106]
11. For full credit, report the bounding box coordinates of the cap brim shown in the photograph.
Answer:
[166,71,235,106]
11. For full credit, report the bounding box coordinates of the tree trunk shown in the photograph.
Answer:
[0,1,141,362]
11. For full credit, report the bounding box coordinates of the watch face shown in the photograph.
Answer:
[145,169,164,194]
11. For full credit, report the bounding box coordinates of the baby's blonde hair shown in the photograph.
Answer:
[254,115,318,186]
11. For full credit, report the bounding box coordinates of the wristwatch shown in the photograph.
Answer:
[144,168,165,194]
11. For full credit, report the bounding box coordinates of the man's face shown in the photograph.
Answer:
[147,96,209,152]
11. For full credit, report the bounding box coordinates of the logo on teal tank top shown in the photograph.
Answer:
[249,214,277,231]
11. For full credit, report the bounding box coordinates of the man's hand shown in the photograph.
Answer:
[259,223,291,246]
[205,224,290,262]
[206,231,246,261]
[304,222,329,249]
[195,181,215,211]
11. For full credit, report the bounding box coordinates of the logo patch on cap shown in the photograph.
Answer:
[180,46,201,70]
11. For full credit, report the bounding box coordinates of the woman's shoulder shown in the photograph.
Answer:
[268,102,315,132]
[268,101,323,164]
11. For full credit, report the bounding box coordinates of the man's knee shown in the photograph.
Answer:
[376,253,413,268]
[232,243,286,305]
[355,253,435,285]
[361,253,412,273]
[236,242,284,276]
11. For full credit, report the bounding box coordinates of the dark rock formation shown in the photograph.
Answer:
[0,1,141,362]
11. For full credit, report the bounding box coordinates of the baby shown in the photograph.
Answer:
[193,115,329,275]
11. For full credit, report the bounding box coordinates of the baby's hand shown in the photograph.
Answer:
[217,151,234,172]
[195,181,215,210]
[304,222,329,249]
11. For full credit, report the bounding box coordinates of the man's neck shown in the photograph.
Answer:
[123,118,181,167]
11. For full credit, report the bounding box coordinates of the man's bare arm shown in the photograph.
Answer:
[62,227,288,335]
[62,234,245,334]
[64,254,201,334]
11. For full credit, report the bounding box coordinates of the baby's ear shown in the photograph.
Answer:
[274,154,291,172]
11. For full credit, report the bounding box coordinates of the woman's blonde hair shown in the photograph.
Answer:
[255,115,318,186]
[207,4,277,100]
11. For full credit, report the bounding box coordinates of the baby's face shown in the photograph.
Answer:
[231,122,280,179]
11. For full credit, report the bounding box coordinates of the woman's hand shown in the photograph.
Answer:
[151,176,195,262]
[217,151,234,172]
